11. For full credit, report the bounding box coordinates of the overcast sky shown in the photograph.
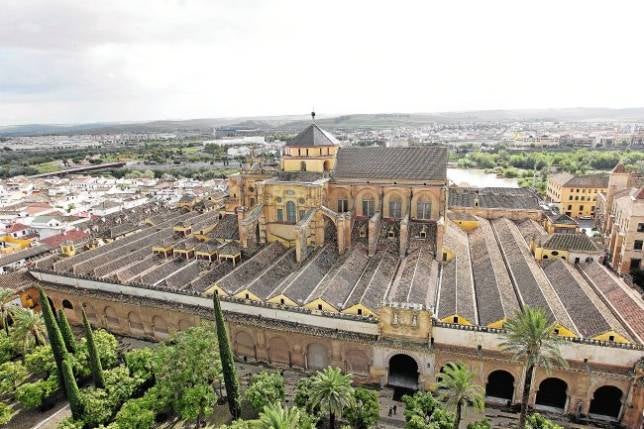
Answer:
[2,0,643,125]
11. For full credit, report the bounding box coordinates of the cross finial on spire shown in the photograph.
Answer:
[311,108,316,122]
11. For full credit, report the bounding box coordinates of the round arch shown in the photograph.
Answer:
[485,370,515,402]
[286,200,297,224]
[234,331,255,361]
[345,349,370,375]
[177,319,193,331]
[323,160,330,172]
[268,336,290,366]
[588,385,622,419]
[388,354,419,390]
[411,191,437,220]
[354,188,379,217]
[306,343,329,370]
[104,306,119,327]
[535,377,568,411]
[151,315,169,338]
[81,302,97,323]
[127,311,144,334]
[383,190,407,219]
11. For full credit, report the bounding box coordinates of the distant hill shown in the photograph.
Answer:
[2,108,644,137]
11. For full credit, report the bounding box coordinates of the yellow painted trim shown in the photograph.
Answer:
[592,330,630,344]
[553,323,576,338]
[205,284,229,297]
[233,289,261,301]
[342,303,376,317]
[267,294,299,307]
[487,318,506,329]
[305,298,338,312]
[440,314,473,325]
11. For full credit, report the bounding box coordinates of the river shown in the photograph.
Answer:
[447,168,519,188]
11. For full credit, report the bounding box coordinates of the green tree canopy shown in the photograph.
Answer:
[403,391,454,429]
[344,387,379,429]
[243,370,285,415]
[152,326,222,421]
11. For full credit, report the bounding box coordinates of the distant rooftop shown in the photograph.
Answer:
[550,172,609,188]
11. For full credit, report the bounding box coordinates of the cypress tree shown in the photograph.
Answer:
[61,354,83,420]
[57,308,76,353]
[38,287,67,385]
[213,294,241,418]
[82,308,105,388]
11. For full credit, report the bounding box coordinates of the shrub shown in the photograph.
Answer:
[15,376,59,409]
[103,366,141,406]
[0,333,13,364]
[79,388,113,428]
[468,419,492,429]
[80,329,118,369]
[114,398,155,429]
[0,361,28,397]
[526,413,564,429]
[56,417,84,429]
[124,347,154,381]
[25,345,57,378]
[0,401,13,425]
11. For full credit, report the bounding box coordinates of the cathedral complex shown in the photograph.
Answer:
[12,121,644,427]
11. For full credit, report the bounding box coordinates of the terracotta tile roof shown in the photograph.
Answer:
[5,223,29,233]
[578,262,644,343]
[334,147,448,182]
[0,271,36,291]
[39,230,88,247]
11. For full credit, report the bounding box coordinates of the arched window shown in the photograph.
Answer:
[300,161,307,172]
[416,198,432,220]
[286,201,297,223]
[389,197,402,218]
[362,195,375,217]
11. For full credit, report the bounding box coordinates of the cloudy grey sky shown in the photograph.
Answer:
[2,0,643,125]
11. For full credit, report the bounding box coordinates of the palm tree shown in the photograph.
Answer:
[309,367,354,429]
[437,362,484,429]
[11,307,46,352]
[252,403,302,429]
[499,306,567,429]
[0,288,17,335]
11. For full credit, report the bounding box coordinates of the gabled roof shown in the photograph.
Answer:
[285,124,339,147]
[545,210,577,225]
[550,173,609,188]
[333,146,448,182]
[6,223,29,233]
[540,233,599,252]
[39,229,88,247]
[612,162,626,173]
